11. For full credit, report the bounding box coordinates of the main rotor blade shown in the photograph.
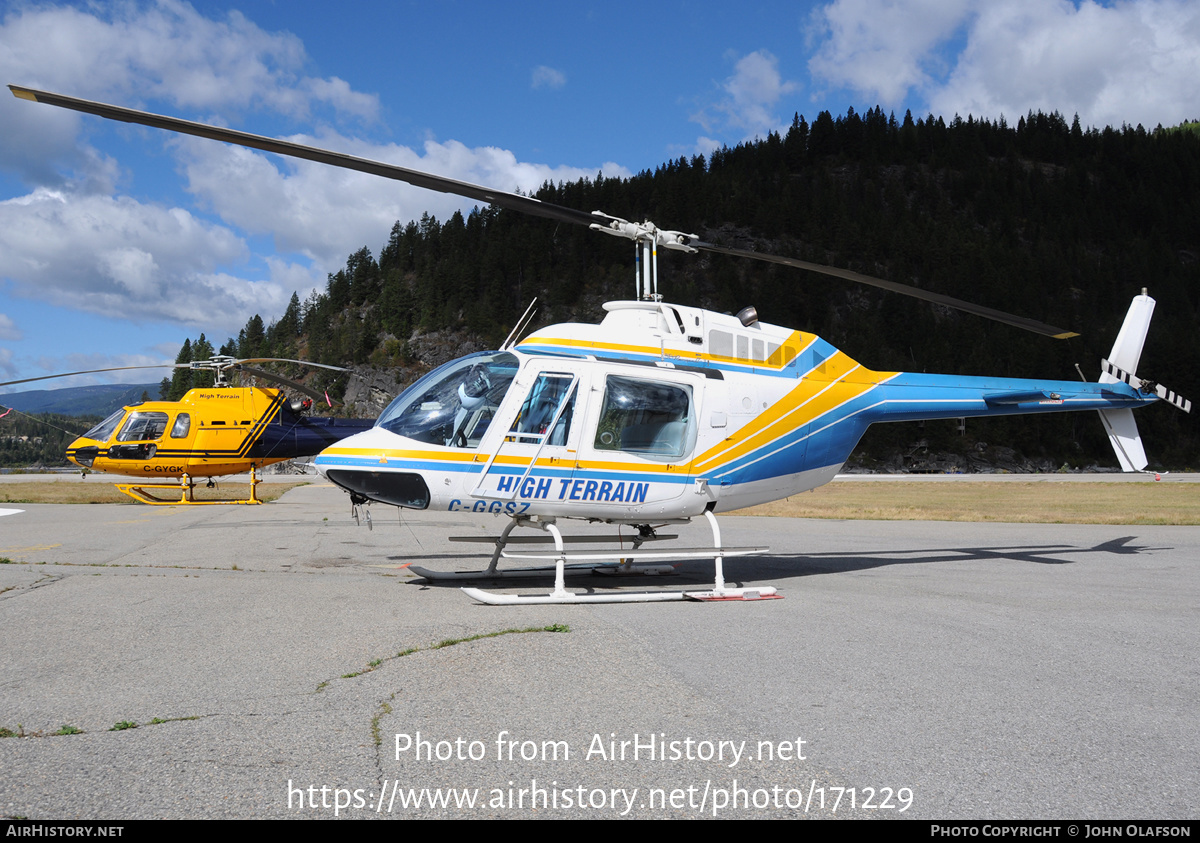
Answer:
[234,365,337,405]
[0,358,346,392]
[9,86,612,231]
[0,364,179,389]
[694,241,1080,339]
[235,358,350,373]
[10,85,1078,339]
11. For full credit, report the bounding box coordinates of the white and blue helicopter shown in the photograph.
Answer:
[11,86,1191,605]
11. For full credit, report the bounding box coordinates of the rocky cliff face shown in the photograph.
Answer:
[338,326,493,419]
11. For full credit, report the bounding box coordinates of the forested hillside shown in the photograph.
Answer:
[176,107,1200,469]
[0,411,99,468]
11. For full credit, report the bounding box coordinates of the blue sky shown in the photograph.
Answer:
[2,0,1198,392]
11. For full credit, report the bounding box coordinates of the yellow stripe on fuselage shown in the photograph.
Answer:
[319,445,481,464]
[693,353,897,473]
[236,393,284,457]
[321,444,689,477]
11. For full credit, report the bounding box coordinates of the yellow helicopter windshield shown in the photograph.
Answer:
[81,409,125,442]
[378,351,519,447]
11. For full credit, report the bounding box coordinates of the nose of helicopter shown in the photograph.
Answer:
[314,431,432,509]
[67,438,100,468]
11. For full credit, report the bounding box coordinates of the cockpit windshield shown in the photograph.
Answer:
[377,351,519,447]
[81,409,126,442]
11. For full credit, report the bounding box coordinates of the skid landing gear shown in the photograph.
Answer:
[415,511,779,605]
[115,467,264,505]
[409,516,679,582]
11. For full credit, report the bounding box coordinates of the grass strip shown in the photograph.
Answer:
[734,481,1200,525]
[0,480,308,505]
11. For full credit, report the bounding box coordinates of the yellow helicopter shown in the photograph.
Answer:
[9,86,1192,603]
[0,355,373,504]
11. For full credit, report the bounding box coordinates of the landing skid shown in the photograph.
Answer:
[409,562,676,581]
[461,586,779,605]
[115,468,264,506]
[446,511,779,605]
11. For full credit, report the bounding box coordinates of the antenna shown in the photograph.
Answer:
[501,298,539,351]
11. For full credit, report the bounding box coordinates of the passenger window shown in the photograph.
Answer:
[511,373,575,445]
[170,413,191,438]
[593,376,693,458]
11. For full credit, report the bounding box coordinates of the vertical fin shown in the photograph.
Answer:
[1097,408,1148,472]
[1102,292,1154,376]
[1097,292,1154,472]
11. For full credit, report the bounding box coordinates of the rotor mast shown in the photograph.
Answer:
[589,216,697,301]
[192,355,237,387]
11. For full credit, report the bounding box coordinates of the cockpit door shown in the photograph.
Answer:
[470,366,586,505]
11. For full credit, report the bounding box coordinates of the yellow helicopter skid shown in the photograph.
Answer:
[114,483,263,505]
[114,470,263,506]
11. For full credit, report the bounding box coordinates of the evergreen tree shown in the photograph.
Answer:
[168,339,193,400]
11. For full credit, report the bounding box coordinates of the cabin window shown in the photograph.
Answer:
[377,351,519,448]
[116,411,169,442]
[510,373,575,445]
[170,414,191,438]
[709,330,732,358]
[593,376,694,459]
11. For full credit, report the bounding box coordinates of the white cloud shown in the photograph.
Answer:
[931,0,1200,128]
[808,0,1200,128]
[0,2,380,188]
[0,1,342,332]
[531,65,567,90]
[174,130,631,272]
[0,187,286,333]
[0,2,631,343]
[691,50,799,143]
[52,352,172,371]
[0,349,178,392]
[151,341,184,359]
[0,348,15,381]
[0,0,376,117]
[21,351,178,391]
[694,136,721,158]
[809,0,973,105]
[0,314,21,341]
